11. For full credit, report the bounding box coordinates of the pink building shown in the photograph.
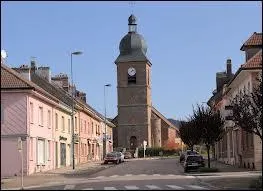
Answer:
[1,64,58,177]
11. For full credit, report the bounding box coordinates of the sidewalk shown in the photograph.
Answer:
[1,160,112,190]
[208,159,254,172]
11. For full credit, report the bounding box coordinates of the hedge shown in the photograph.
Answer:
[137,147,180,158]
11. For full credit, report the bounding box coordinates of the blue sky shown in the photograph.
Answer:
[1,1,262,120]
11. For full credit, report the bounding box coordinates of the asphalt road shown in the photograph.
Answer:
[24,158,213,190]
[15,158,260,190]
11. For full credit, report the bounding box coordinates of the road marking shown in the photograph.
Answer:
[187,185,208,190]
[95,176,105,179]
[104,187,117,190]
[167,174,175,176]
[124,174,132,176]
[166,185,184,189]
[145,185,161,189]
[82,188,94,190]
[64,185,75,190]
[153,174,161,176]
[125,185,139,190]
[139,174,147,176]
[109,175,119,178]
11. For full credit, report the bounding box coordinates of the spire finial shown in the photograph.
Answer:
[128,14,137,33]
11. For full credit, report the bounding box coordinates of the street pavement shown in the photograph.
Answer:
[1,156,261,190]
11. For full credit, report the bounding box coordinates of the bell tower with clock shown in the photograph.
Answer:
[115,14,152,150]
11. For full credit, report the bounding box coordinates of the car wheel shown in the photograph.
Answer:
[104,161,108,164]
[184,168,188,173]
[115,160,119,164]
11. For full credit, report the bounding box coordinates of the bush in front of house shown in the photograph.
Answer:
[249,176,262,190]
[199,167,219,172]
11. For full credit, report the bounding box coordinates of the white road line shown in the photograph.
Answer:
[82,188,94,190]
[145,185,161,189]
[167,174,175,176]
[95,176,105,179]
[104,187,117,190]
[187,185,208,190]
[153,174,161,176]
[109,175,119,178]
[124,174,132,176]
[125,185,139,190]
[139,174,147,176]
[64,184,76,190]
[166,185,184,189]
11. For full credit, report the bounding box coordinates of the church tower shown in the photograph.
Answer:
[115,15,152,150]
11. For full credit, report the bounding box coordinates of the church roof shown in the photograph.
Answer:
[115,14,150,64]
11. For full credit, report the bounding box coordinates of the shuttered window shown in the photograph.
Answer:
[37,139,45,164]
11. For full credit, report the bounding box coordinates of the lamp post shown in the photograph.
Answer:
[70,51,83,170]
[103,84,111,159]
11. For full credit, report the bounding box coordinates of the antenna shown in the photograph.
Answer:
[129,1,135,14]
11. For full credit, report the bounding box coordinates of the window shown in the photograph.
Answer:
[47,110,51,128]
[75,117,77,132]
[37,139,45,164]
[80,119,83,132]
[128,74,136,84]
[68,119,70,133]
[55,113,58,130]
[30,138,33,160]
[30,102,33,123]
[84,120,86,133]
[38,106,43,126]
[92,122,94,135]
[62,116,65,132]
[47,140,51,160]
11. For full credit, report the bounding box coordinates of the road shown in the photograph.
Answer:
[16,157,260,190]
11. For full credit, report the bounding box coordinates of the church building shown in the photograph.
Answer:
[112,15,179,152]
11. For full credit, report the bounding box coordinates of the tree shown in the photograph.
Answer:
[179,117,202,151]
[231,74,262,140]
[192,104,225,168]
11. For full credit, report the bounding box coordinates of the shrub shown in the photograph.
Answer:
[199,167,219,172]
[137,147,179,158]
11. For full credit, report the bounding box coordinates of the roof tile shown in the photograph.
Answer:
[241,50,262,69]
[241,32,262,50]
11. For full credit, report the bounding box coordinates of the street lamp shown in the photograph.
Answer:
[70,51,83,170]
[103,84,111,159]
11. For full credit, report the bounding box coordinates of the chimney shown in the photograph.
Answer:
[14,64,31,81]
[31,60,37,73]
[51,73,69,91]
[226,59,232,76]
[36,66,51,82]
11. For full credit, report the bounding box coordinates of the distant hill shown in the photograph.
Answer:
[168,119,182,129]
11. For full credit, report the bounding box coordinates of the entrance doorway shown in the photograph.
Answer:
[60,143,66,166]
[130,136,137,150]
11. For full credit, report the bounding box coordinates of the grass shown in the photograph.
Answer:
[249,176,262,190]
[199,167,219,172]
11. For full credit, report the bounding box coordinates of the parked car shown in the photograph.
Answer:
[104,152,122,164]
[184,155,205,172]
[180,150,198,163]
[124,151,132,159]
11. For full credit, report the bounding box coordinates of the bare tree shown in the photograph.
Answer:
[231,74,262,140]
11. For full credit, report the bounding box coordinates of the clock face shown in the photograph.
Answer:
[128,67,136,76]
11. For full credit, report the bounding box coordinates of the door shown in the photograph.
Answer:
[130,136,137,150]
[60,143,66,166]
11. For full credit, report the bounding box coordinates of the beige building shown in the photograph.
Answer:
[112,15,178,152]
[208,32,262,170]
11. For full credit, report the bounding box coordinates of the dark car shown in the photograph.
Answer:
[104,152,122,164]
[184,155,205,172]
[180,150,198,163]
[124,151,132,159]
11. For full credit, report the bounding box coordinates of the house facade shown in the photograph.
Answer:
[1,61,115,177]
[208,32,262,170]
